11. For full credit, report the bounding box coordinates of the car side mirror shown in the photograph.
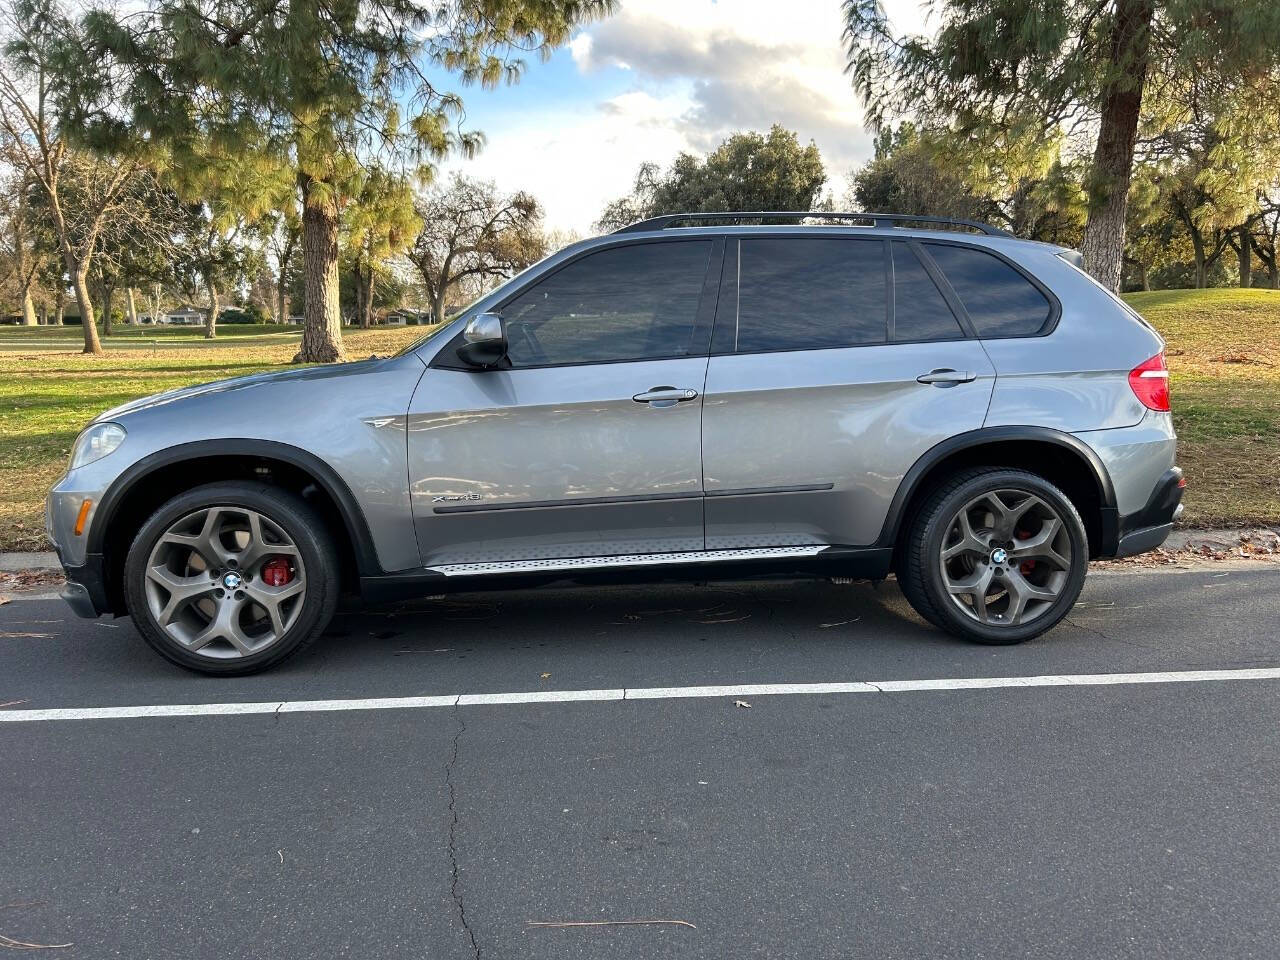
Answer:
[456,313,508,368]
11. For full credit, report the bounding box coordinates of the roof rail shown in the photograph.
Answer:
[612,211,1011,237]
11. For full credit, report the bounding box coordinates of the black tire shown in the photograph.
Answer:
[124,481,340,675]
[897,467,1089,645]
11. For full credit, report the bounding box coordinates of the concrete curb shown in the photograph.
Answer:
[3,527,1279,576]
[0,551,59,572]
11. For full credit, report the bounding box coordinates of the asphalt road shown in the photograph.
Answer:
[2,566,1279,959]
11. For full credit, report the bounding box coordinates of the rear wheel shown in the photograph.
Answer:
[124,482,340,675]
[897,467,1088,644]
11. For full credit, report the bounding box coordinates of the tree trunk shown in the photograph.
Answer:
[276,279,289,325]
[353,262,367,330]
[360,260,375,329]
[1079,0,1156,291]
[1138,261,1150,292]
[39,301,48,325]
[20,290,37,325]
[1189,229,1206,288]
[295,179,345,363]
[65,245,102,354]
[432,288,447,325]
[126,287,139,324]
[1238,227,1251,288]
[54,288,64,326]
[206,281,219,339]
[101,286,115,336]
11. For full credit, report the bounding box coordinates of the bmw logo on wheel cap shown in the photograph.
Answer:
[990,548,1008,565]
[222,572,244,590]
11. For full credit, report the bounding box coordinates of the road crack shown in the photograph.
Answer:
[447,701,481,960]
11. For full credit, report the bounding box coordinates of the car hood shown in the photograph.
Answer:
[96,359,386,422]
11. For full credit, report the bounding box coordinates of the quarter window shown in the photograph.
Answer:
[499,240,712,366]
[925,243,1052,337]
[721,238,887,352]
[892,242,965,341]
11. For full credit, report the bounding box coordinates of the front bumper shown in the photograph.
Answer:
[1113,467,1184,558]
[59,555,111,618]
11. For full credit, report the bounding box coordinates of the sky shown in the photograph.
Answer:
[436,0,932,235]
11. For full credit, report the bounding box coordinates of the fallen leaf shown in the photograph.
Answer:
[734,700,751,708]
[0,932,73,949]
[540,672,551,680]
[527,919,696,930]
[819,618,861,628]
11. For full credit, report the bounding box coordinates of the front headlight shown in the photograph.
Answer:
[69,422,126,470]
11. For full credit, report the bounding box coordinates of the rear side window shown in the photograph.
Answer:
[500,240,712,366]
[721,238,886,352]
[925,243,1052,337]
[891,242,965,341]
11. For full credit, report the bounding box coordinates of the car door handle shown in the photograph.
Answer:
[633,386,699,406]
[916,368,976,386]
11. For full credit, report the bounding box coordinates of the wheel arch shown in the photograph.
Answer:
[91,440,381,614]
[879,427,1118,560]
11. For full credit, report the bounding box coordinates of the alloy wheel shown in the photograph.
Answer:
[143,506,306,659]
[938,488,1072,627]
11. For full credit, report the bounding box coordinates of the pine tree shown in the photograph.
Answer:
[843,0,1280,291]
[81,0,614,361]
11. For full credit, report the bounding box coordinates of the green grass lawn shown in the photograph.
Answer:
[1,290,1278,551]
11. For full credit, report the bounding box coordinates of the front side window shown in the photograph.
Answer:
[721,237,887,352]
[925,243,1052,338]
[499,240,712,367]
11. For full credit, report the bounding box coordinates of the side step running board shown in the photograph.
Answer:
[425,545,827,577]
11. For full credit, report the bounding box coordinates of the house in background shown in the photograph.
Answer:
[162,305,208,325]
[383,309,431,326]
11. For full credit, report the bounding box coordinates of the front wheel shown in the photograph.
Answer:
[897,467,1089,645]
[124,482,340,675]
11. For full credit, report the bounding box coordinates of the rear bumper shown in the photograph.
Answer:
[59,554,110,618]
[1112,467,1184,558]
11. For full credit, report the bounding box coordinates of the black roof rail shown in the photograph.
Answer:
[612,211,1011,237]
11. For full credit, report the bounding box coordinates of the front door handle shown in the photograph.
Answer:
[916,368,976,386]
[633,386,699,407]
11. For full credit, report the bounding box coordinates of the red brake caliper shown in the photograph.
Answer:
[1016,530,1035,574]
[261,557,294,586]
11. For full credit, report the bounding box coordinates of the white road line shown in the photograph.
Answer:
[2,667,1280,723]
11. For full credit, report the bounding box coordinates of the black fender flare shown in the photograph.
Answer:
[88,438,383,576]
[875,425,1118,553]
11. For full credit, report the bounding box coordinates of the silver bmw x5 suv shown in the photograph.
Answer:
[47,212,1183,675]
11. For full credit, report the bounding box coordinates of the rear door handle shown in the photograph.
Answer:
[916,368,976,386]
[633,386,699,407]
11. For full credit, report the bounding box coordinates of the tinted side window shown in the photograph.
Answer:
[892,242,965,341]
[500,240,712,366]
[925,243,1052,337]
[722,238,886,352]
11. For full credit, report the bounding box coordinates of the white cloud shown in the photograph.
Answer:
[448,0,938,233]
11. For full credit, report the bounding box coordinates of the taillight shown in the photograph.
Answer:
[1128,352,1170,411]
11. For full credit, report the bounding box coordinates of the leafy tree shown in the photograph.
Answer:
[342,169,417,328]
[0,0,150,352]
[265,204,302,322]
[1247,191,1280,290]
[408,174,544,323]
[87,168,184,334]
[0,171,50,324]
[849,124,1088,244]
[843,0,1280,290]
[598,126,826,230]
[84,0,614,362]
